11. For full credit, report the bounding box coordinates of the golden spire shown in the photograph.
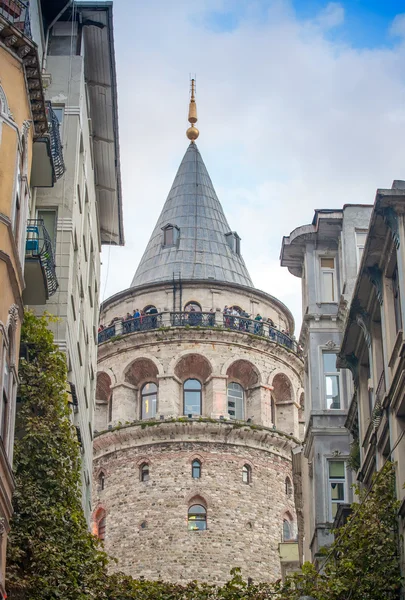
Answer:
[186,78,199,142]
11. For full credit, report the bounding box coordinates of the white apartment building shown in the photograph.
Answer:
[24,0,123,520]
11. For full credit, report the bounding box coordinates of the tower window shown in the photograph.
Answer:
[183,379,202,416]
[192,459,201,479]
[225,231,241,255]
[188,504,207,531]
[242,464,252,484]
[282,518,292,541]
[141,382,157,420]
[227,382,244,420]
[285,476,293,497]
[140,463,149,482]
[162,224,179,247]
[98,472,105,491]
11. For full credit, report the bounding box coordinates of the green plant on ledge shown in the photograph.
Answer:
[347,438,361,472]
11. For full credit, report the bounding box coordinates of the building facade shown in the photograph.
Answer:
[0,1,62,592]
[280,204,372,563]
[23,0,123,521]
[339,181,405,566]
[92,96,303,584]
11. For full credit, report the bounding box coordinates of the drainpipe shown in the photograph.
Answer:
[41,0,73,73]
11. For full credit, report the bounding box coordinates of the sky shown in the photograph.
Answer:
[100,0,405,334]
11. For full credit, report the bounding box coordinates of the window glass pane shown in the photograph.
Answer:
[329,461,345,478]
[356,232,367,245]
[321,257,335,269]
[143,382,157,395]
[184,391,201,415]
[142,393,157,419]
[330,482,345,501]
[227,382,244,419]
[184,379,201,390]
[38,210,57,252]
[188,505,206,530]
[323,353,338,372]
[326,375,340,409]
[322,272,335,302]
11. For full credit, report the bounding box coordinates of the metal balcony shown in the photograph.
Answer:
[31,103,65,187]
[0,0,31,37]
[46,102,65,181]
[23,219,58,305]
[98,311,301,356]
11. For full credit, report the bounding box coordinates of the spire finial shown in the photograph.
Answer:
[186,78,199,142]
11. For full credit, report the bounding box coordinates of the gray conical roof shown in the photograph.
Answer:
[131,143,254,288]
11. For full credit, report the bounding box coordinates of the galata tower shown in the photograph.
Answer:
[93,82,304,584]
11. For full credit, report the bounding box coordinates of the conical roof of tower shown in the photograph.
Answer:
[131,143,254,288]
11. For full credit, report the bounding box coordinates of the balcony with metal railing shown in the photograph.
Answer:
[31,103,66,187]
[23,219,58,305]
[0,0,31,37]
[98,311,301,355]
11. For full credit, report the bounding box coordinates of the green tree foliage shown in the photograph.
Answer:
[6,312,109,599]
[6,313,402,600]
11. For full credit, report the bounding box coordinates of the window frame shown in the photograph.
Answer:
[355,230,368,271]
[192,459,201,479]
[162,224,180,247]
[282,518,293,542]
[227,381,245,420]
[140,463,149,482]
[187,504,207,531]
[328,459,347,521]
[322,351,341,410]
[141,382,158,420]
[242,463,252,484]
[183,378,202,416]
[392,265,402,333]
[319,256,337,303]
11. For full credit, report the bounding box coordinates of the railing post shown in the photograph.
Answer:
[115,320,123,336]
[161,312,171,327]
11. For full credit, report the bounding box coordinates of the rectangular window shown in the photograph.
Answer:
[320,257,336,302]
[328,460,346,519]
[356,231,367,270]
[1,355,10,443]
[393,266,402,333]
[37,209,57,253]
[52,106,64,125]
[323,352,340,409]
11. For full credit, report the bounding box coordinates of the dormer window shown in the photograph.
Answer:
[162,224,180,247]
[225,232,241,255]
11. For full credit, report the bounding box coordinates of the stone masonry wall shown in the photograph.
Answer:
[93,422,297,584]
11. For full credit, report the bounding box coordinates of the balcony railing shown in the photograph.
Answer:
[46,102,66,182]
[98,311,301,355]
[25,219,58,298]
[0,0,31,37]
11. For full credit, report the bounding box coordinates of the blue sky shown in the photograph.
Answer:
[204,0,404,47]
[101,0,405,331]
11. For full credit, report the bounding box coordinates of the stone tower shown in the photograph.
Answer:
[93,88,304,584]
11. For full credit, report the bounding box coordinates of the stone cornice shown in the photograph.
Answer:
[98,327,304,375]
[93,420,300,461]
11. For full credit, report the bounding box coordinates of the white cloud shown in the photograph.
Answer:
[101,0,405,334]
[315,2,345,30]
[390,13,405,38]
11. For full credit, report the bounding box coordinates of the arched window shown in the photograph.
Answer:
[227,382,244,420]
[184,379,202,416]
[98,516,106,540]
[98,472,105,491]
[93,508,106,541]
[141,382,157,419]
[143,305,157,314]
[188,504,207,531]
[184,301,202,312]
[271,396,276,427]
[192,459,201,478]
[140,463,149,482]
[242,464,252,484]
[283,519,292,541]
[285,476,293,497]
